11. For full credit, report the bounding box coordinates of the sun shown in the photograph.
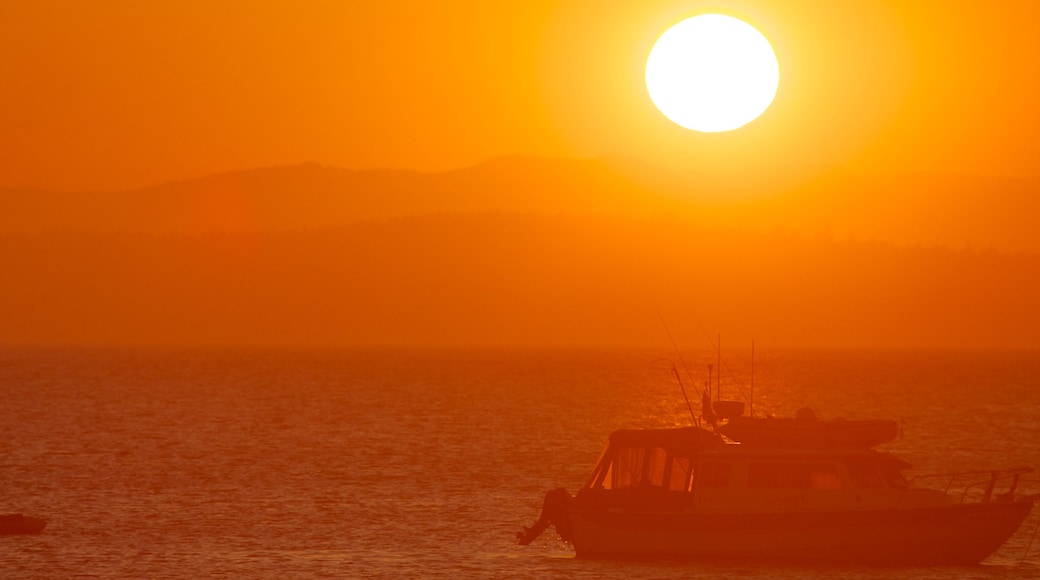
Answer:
[646,14,780,133]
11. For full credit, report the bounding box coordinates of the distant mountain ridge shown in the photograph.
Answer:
[0,157,677,234]
[2,156,1037,253]
[3,161,1039,348]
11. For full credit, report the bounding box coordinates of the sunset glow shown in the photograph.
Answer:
[2,3,1040,575]
[0,1,1038,349]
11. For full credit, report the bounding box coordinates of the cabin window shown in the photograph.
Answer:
[810,465,843,489]
[596,445,695,491]
[880,464,909,489]
[846,461,884,488]
[748,463,843,489]
[612,447,647,489]
[697,461,731,488]
[668,456,694,491]
[748,463,786,488]
[647,446,668,487]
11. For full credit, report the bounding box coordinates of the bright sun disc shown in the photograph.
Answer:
[646,14,779,133]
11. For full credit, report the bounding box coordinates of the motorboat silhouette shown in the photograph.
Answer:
[0,514,47,535]
[518,408,1035,564]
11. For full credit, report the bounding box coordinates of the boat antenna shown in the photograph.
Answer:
[707,364,713,401]
[672,363,699,427]
[717,333,721,403]
[750,340,755,417]
[657,310,696,383]
[704,364,716,429]
[692,317,751,407]
[657,311,699,427]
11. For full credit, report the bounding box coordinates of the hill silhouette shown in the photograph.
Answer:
[0,157,677,234]
[2,156,1037,253]
[1,212,1037,349]
[2,158,1038,349]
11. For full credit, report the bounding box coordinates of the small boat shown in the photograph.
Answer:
[0,514,47,535]
[518,409,1035,564]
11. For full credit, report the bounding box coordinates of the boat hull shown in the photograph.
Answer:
[569,499,1033,564]
[0,514,47,535]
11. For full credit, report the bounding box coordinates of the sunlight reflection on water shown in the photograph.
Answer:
[1,348,1038,578]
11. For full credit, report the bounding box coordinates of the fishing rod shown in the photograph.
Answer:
[657,311,700,427]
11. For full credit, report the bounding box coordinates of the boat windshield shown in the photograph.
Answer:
[846,459,884,488]
[875,454,911,489]
[585,427,717,492]
[882,465,910,489]
[588,444,695,492]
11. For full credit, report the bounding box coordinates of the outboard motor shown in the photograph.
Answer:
[516,488,574,545]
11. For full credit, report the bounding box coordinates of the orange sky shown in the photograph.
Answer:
[2,1,1039,349]
[3,0,1039,192]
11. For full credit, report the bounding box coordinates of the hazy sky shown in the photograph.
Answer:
[3,0,1039,192]
[3,1,1040,349]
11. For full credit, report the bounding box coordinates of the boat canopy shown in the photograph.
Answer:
[607,427,720,454]
[719,417,899,448]
[586,427,720,491]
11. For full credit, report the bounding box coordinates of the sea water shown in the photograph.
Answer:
[1,347,1038,579]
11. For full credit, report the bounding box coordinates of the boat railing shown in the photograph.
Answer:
[910,466,1034,503]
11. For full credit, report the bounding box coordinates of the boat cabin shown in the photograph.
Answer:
[578,426,917,513]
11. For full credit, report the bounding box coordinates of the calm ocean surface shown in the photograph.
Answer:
[2,347,1039,579]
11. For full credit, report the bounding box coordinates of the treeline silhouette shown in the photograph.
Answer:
[2,212,1036,348]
